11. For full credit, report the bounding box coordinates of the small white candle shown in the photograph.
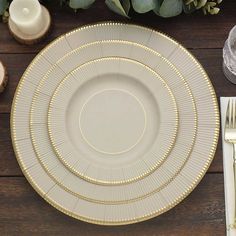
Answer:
[9,0,44,35]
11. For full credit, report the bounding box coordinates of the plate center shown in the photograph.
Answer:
[79,89,146,155]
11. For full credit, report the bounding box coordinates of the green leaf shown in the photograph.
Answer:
[182,2,196,14]
[105,0,130,18]
[159,0,182,17]
[69,0,95,10]
[153,0,163,15]
[131,0,157,13]
[0,0,8,16]
[121,0,130,14]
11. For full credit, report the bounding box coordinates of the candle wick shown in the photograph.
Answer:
[22,8,30,15]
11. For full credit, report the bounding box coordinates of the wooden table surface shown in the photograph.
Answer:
[0,1,235,235]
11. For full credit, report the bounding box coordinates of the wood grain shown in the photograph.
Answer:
[0,174,225,236]
[0,114,22,176]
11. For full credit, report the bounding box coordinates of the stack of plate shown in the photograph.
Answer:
[11,22,220,225]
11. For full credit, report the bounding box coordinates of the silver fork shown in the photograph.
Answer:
[225,99,236,228]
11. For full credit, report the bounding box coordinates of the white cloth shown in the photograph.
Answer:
[221,97,236,236]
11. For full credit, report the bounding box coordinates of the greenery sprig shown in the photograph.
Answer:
[184,0,222,15]
[0,0,222,22]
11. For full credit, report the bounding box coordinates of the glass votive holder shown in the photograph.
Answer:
[223,26,236,84]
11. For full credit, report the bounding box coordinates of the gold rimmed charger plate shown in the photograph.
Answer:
[11,22,219,225]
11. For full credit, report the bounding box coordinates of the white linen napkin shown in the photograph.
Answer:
[221,97,236,236]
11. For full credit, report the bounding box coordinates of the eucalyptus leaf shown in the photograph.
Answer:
[182,2,196,14]
[105,0,130,18]
[131,0,157,13]
[121,0,130,14]
[0,0,8,15]
[159,0,182,17]
[69,0,95,10]
[153,0,163,15]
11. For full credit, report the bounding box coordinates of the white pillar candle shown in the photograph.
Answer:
[9,0,44,35]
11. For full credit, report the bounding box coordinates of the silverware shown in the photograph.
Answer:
[225,99,236,228]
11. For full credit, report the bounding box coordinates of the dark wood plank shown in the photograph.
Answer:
[0,174,225,235]
[192,49,236,98]
[0,114,22,176]
[0,0,235,53]
[0,112,223,176]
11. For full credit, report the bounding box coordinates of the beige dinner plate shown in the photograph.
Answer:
[48,57,178,185]
[11,22,219,225]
